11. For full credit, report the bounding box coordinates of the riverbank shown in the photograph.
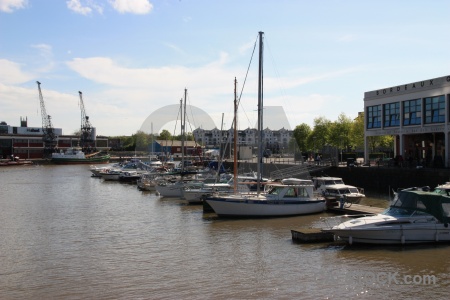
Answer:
[24,158,450,194]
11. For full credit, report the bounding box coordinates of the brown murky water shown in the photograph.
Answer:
[1,165,449,299]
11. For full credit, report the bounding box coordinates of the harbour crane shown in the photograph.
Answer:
[78,91,94,152]
[36,81,57,157]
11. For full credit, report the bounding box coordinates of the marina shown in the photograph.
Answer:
[1,164,449,298]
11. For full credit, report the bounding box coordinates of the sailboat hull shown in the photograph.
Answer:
[205,197,326,217]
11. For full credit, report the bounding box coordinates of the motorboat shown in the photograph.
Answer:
[205,178,326,217]
[90,165,110,177]
[183,182,232,204]
[100,168,122,181]
[323,187,450,244]
[321,184,365,207]
[312,176,365,207]
[118,170,142,182]
[156,179,203,198]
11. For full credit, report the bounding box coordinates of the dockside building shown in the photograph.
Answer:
[364,74,450,167]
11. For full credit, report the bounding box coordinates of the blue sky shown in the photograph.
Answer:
[1,0,450,136]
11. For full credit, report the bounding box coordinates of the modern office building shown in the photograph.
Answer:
[364,74,450,167]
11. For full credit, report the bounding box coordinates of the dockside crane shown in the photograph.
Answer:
[78,91,94,152]
[36,81,57,157]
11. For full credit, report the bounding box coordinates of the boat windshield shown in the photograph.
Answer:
[383,207,433,217]
[337,187,359,194]
[324,179,344,185]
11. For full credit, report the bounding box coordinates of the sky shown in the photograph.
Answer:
[1,0,450,137]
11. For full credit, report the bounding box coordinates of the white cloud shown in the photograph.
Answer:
[31,43,55,72]
[0,59,34,84]
[67,0,92,15]
[0,0,27,13]
[109,0,153,15]
[66,0,103,15]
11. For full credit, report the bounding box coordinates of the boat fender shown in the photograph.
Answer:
[401,235,405,244]
[445,223,449,228]
[348,236,352,245]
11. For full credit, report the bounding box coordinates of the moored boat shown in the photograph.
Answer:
[0,157,33,167]
[322,187,450,244]
[205,178,326,217]
[312,176,365,208]
[51,147,110,164]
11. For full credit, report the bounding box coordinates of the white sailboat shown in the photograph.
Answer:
[205,32,326,217]
[155,89,200,198]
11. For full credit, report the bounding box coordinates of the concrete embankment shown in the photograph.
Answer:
[230,161,450,194]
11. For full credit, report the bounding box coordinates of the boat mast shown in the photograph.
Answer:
[256,31,264,195]
[181,88,187,172]
[233,77,238,193]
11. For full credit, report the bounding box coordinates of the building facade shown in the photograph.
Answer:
[192,127,293,154]
[0,120,109,159]
[364,75,450,167]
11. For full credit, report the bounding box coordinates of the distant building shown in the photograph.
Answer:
[364,74,450,167]
[192,126,293,156]
[0,119,108,159]
[149,140,202,157]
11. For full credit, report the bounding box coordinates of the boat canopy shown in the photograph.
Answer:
[391,190,450,223]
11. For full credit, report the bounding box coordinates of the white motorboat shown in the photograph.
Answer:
[118,170,142,182]
[100,168,122,181]
[323,187,450,245]
[312,176,345,189]
[156,179,203,198]
[312,176,365,207]
[90,165,110,177]
[321,184,365,207]
[205,178,326,217]
[183,183,232,204]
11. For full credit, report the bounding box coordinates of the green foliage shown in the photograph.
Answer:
[351,112,365,149]
[292,123,311,152]
[308,116,331,152]
[158,129,172,141]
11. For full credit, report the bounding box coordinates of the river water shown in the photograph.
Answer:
[1,164,449,299]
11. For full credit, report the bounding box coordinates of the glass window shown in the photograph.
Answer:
[424,95,445,124]
[403,99,421,126]
[367,105,381,129]
[383,102,400,127]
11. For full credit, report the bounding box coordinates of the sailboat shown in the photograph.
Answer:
[205,32,326,217]
[155,88,201,197]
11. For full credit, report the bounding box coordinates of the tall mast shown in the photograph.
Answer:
[181,88,187,171]
[256,31,264,195]
[233,77,238,193]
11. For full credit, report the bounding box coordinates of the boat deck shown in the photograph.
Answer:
[327,203,385,215]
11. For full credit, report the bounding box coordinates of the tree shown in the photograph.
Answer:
[351,112,365,150]
[292,123,311,152]
[328,113,353,150]
[134,130,149,151]
[308,116,331,153]
[159,129,172,141]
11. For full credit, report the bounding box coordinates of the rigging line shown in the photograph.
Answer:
[185,91,197,131]
[264,36,294,129]
[170,99,183,148]
[229,33,259,131]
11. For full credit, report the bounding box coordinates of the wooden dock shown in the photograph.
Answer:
[291,228,334,243]
[291,204,386,243]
